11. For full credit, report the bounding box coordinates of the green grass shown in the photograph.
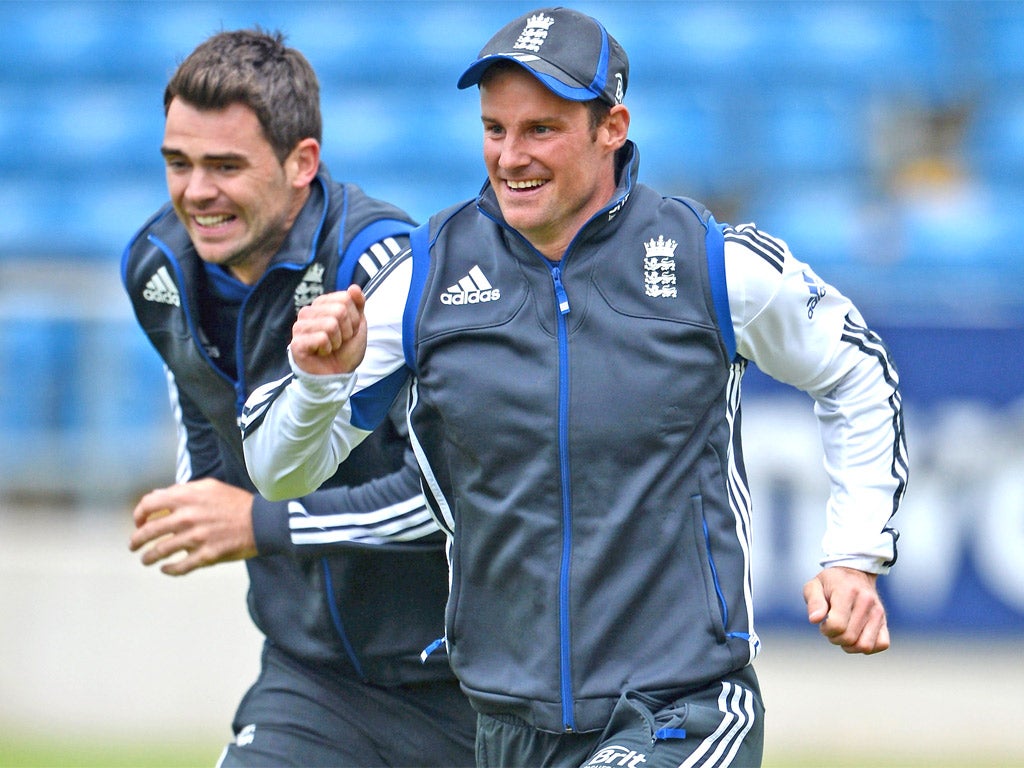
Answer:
[0,736,223,768]
[2,737,1020,768]
[764,758,1022,768]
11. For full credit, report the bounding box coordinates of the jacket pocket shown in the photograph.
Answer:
[689,494,727,643]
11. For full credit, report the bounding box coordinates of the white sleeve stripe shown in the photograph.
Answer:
[239,372,294,436]
[724,224,785,273]
[841,317,899,387]
[287,495,428,530]
[291,518,439,545]
[408,379,456,535]
[355,237,406,282]
[724,361,756,652]
[370,241,397,264]
[362,247,411,300]
[723,220,906,571]
[165,367,192,484]
[357,253,381,278]
[837,314,909,561]
[735,222,787,255]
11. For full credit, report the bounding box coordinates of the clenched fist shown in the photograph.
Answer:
[290,285,367,376]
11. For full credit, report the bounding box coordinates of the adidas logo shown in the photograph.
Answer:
[440,265,501,306]
[142,266,181,307]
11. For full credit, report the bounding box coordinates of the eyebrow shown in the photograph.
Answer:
[481,114,564,126]
[160,146,247,163]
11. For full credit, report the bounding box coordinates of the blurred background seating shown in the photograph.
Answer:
[1,0,1022,485]
[0,1,1022,618]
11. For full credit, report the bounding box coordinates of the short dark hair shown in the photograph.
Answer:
[164,28,321,163]
[584,98,612,131]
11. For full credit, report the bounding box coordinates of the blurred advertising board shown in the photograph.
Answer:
[744,326,1024,633]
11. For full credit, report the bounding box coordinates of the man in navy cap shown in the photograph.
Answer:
[242,8,908,767]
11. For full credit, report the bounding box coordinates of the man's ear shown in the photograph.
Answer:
[288,137,321,187]
[602,104,630,151]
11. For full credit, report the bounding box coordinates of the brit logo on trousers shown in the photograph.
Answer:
[584,744,648,768]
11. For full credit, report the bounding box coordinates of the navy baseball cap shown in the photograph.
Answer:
[457,7,629,106]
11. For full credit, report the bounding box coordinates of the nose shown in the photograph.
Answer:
[182,166,217,204]
[497,132,529,171]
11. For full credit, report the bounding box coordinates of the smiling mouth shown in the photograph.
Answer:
[194,213,235,227]
[506,179,547,190]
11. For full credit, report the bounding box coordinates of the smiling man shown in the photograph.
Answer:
[120,28,474,768]
[160,98,310,284]
[242,9,908,768]
[477,60,626,259]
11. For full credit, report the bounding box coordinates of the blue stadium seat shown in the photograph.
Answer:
[975,7,1024,80]
[965,91,1024,181]
[78,319,173,433]
[746,182,868,268]
[28,83,164,174]
[4,1,158,83]
[76,178,170,258]
[0,0,1021,314]
[625,85,736,192]
[320,85,480,218]
[897,177,1024,269]
[0,318,72,431]
[626,2,787,84]
[775,3,945,89]
[0,178,45,255]
[749,89,867,177]
[0,174,165,259]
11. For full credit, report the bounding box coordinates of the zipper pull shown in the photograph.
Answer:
[420,636,446,663]
[551,266,570,315]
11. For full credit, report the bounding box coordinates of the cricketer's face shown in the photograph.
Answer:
[479,66,627,260]
[161,99,310,285]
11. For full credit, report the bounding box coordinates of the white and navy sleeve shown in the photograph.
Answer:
[250,444,439,555]
[723,223,908,573]
[242,251,414,502]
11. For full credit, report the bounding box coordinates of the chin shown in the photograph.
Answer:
[496,202,537,229]
[194,246,234,266]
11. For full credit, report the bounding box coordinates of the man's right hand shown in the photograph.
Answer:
[290,285,367,376]
[129,478,257,576]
